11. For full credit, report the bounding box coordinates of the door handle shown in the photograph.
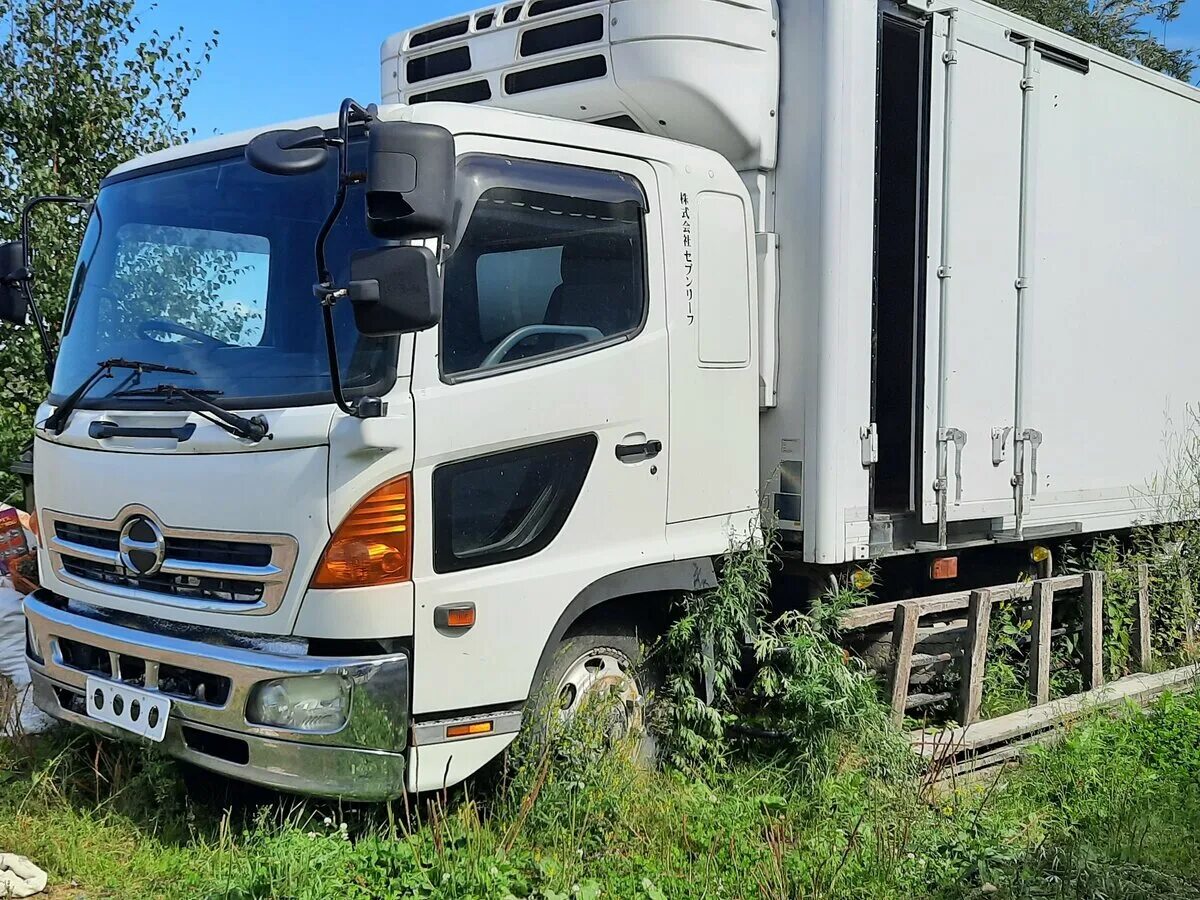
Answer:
[615,439,662,463]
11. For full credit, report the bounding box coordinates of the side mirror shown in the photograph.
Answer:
[349,246,441,336]
[0,240,28,326]
[245,127,329,176]
[366,122,455,240]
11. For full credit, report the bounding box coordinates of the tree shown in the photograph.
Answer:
[0,0,216,499]
[993,0,1196,80]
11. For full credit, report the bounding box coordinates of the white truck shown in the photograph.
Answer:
[7,0,1199,798]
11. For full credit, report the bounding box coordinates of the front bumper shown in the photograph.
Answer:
[24,591,410,801]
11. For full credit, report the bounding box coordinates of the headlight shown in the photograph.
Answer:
[25,619,42,663]
[246,674,350,733]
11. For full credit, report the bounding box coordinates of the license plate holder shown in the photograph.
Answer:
[85,676,170,743]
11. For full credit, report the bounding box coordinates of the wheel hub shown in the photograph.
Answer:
[555,648,643,740]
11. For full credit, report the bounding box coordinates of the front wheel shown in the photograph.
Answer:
[534,629,656,761]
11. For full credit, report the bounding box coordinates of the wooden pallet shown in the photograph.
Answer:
[836,563,1195,786]
[913,665,1200,787]
[840,567,1155,726]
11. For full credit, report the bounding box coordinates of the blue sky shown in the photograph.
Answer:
[138,0,482,138]
[140,0,1200,138]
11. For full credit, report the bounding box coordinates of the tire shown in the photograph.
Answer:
[530,627,657,762]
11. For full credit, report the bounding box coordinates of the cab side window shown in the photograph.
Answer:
[441,164,647,377]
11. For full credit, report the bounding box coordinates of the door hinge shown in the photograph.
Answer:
[860,423,879,467]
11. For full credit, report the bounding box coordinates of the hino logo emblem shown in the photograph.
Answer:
[118,516,166,577]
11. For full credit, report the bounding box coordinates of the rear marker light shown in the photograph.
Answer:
[930,556,959,580]
[447,721,493,738]
[312,475,412,588]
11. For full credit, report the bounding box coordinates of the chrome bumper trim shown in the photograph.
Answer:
[30,676,406,801]
[25,592,411,798]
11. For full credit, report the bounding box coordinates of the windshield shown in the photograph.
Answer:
[52,141,398,410]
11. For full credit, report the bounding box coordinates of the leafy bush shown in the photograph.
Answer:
[0,0,217,500]
[651,525,908,785]
[991,0,1195,80]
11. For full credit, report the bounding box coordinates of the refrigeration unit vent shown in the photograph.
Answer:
[382,0,780,171]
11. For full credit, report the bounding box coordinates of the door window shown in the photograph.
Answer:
[441,164,647,377]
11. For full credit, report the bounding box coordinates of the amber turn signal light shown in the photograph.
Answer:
[312,475,412,588]
[930,556,959,580]
[434,603,476,631]
[446,721,493,739]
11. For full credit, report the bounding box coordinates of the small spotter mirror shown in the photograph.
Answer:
[246,126,329,176]
[366,122,455,240]
[349,245,441,336]
[0,240,28,326]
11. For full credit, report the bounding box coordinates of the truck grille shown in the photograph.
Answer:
[55,521,274,569]
[44,507,298,616]
[61,556,265,605]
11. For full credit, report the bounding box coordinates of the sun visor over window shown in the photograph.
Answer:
[449,154,647,253]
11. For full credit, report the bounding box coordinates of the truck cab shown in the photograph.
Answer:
[20,0,767,797]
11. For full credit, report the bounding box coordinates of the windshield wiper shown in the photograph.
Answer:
[113,384,271,444]
[44,357,197,435]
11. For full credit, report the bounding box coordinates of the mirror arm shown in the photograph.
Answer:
[312,98,381,420]
[20,195,90,381]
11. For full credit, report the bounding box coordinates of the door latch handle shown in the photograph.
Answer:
[946,427,967,504]
[615,439,662,463]
[1018,428,1043,499]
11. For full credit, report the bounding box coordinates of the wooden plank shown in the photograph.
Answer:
[930,733,1066,793]
[1027,580,1054,706]
[1081,571,1104,690]
[911,650,960,667]
[1134,563,1152,671]
[888,601,921,724]
[958,589,992,726]
[842,593,969,630]
[917,620,966,639]
[906,691,955,710]
[912,664,1200,757]
[839,574,1084,631]
[949,733,1054,777]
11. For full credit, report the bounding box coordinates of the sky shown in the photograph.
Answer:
[141,0,1200,139]
[137,0,483,138]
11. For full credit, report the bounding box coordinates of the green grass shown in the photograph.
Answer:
[5,690,1200,899]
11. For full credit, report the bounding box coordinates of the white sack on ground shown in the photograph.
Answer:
[0,853,47,898]
[0,578,52,735]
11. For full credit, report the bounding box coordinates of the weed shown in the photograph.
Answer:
[651,524,774,770]
[981,596,1031,719]
[651,523,900,787]
[8,526,1200,898]
[7,689,1200,897]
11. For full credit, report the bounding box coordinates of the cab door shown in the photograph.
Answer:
[407,138,671,716]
